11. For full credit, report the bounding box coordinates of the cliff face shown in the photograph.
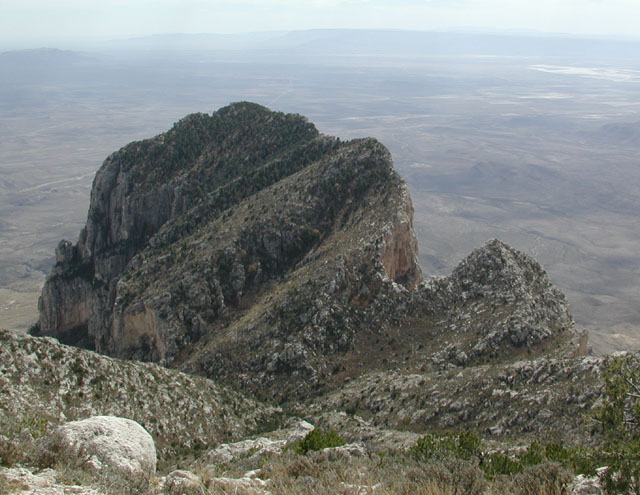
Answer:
[34,102,576,400]
[379,187,421,289]
[36,105,330,349]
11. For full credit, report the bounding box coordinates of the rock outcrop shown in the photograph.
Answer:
[35,103,343,349]
[206,419,314,464]
[33,102,424,397]
[34,102,577,401]
[0,329,280,458]
[406,239,575,363]
[306,354,603,442]
[163,470,204,495]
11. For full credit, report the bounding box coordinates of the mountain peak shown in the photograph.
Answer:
[452,238,554,293]
[33,104,574,400]
[436,238,574,357]
[33,104,423,397]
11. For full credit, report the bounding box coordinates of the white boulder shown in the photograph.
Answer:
[284,420,315,442]
[571,472,603,495]
[207,437,287,464]
[46,416,156,481]
[212,476,270,495]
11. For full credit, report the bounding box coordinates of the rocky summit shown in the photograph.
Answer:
[32,102,582,403]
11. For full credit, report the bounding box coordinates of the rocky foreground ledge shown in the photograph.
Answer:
[0,329,280,458]
[1,412,606,495]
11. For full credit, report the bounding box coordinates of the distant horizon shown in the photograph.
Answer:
[3,0,640,50]
[3,26,640,52]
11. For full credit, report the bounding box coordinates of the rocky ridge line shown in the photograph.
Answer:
[33,102,577,402]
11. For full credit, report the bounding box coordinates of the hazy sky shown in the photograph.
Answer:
[2,0,640,47]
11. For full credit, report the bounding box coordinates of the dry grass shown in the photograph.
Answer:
[168,446,573,495]
[1,441,576,495]
[490,463,573,495]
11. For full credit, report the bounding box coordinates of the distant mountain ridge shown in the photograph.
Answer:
[97,29,640,59]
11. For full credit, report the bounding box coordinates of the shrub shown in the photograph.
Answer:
[518,441,545,467]
[494,462,574,495]
[0,413,54,467]
[543,443,570,464]
[457,430,482,460]
[291,428,346,455]
[410,430,600,486]
[0,435,21,467]
[421,459,488,495]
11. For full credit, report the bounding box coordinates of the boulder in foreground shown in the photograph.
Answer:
[45,416,156,481]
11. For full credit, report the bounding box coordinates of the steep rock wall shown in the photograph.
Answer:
[380,185,421,289]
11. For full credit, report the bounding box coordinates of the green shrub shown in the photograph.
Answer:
[543,443,570,464]
[457,430,482,460]
[481,441,600,480]
[410,430,604,484]
[542,442,599,476]
[291,428,346,455]
[411,434,450,462]
[564,446,600,476]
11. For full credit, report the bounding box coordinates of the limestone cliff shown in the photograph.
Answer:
[35,104,335,349]
[34,102,576,400]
